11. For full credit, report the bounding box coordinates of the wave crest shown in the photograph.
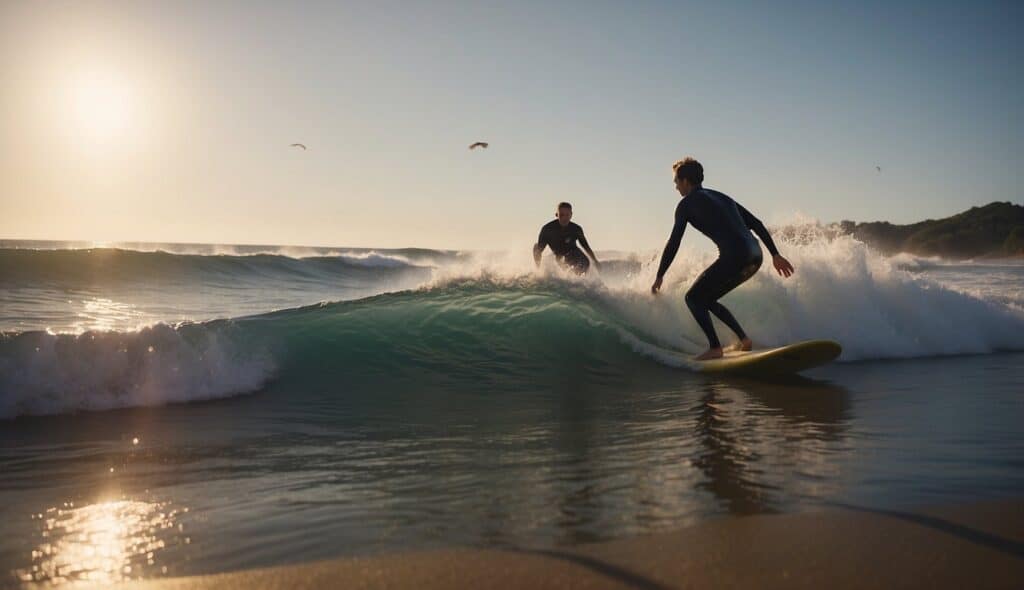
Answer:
[0,322,274,419]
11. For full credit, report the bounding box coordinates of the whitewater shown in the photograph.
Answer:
[1,230,1022,419]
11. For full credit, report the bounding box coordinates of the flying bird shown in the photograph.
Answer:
[290,143,307,150]
[468,142,489,150]
[876,166,882,172]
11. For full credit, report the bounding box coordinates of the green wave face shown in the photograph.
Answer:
[0,280,673,418]
[251,280,664,391]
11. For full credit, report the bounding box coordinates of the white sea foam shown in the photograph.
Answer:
[420,225,1024,361]
[0,323,274,419]
[627,235,1023,360]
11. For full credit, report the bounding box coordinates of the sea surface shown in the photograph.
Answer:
[1,236,1023,586]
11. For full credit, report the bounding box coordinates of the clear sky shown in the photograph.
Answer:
[1,0,1021,250]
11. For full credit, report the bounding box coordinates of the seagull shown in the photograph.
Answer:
[468,142,489,150]
[290,143,307,150]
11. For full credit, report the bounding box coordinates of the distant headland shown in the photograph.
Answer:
[839,201,1024,259]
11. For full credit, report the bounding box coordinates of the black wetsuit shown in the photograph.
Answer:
[535,220,592,274]
[656,187,780,349]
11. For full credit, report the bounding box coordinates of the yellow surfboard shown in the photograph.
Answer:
[697,340,842,375]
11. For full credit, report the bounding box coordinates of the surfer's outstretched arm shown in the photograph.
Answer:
[652,202,688,293]
[736,203,780,257]
[533,230,547,267]
[577,231,601,270]
[532,243,544,266]
[736,203,794,277]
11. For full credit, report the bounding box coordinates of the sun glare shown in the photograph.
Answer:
[69,70,135,143]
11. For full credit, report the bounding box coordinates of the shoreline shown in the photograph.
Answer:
[115,498,1024,590]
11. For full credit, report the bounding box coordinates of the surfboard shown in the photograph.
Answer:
[697,340,842,375]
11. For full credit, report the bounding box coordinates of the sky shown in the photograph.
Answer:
[1,0,1021,250]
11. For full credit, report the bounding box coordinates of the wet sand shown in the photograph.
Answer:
[117,498,1023,590]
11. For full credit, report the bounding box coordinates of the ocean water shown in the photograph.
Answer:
[1,235,1022,585]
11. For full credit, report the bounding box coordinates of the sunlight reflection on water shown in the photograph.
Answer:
[16,499,188,585]
[69,298,147,334]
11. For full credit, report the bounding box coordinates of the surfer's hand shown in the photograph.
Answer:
[651,276,663,294]
[773,255,794,278]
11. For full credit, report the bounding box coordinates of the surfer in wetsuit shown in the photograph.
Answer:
[651,158,795,361]
[533,202,601,275]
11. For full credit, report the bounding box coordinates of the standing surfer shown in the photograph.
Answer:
[651,158,795,361]
[534,202,601,274]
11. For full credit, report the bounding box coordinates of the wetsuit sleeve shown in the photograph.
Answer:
[577,227,598,261]
[656,202,688,279]
[533,227,547,263]
[736,203,780,257]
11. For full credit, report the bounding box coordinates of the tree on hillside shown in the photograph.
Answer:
[839,201,1024,258]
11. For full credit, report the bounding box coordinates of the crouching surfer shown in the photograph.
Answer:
[533,202,601,275]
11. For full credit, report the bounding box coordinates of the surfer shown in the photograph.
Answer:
[533,202,601,274]
[651,158,795,361]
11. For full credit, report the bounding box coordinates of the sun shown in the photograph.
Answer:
[69,70,135,143]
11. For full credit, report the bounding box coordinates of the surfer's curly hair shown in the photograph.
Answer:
[673,157,704,185]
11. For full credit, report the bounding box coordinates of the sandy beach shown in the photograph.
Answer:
[113,498,1023,590]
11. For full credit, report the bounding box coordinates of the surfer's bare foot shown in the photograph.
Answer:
[695,347,723,361]
[727,337,753,352]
